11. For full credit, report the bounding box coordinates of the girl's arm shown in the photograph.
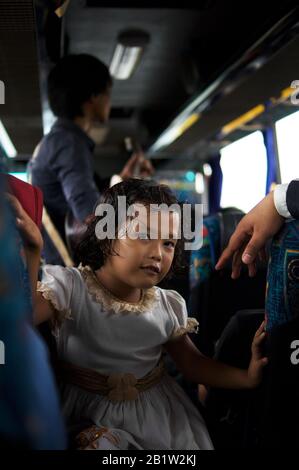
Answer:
[34,291,56,325]
[164,321,268,389]
[7,194,55,325]
[26,249,55,324]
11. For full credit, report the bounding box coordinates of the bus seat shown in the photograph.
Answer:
[257,219,299,446]
[265,219,299,331]
[203,220,299,448]
[189,209,267,356]
[0,176,66,449]
[189,208,245,290]
[258,315,299,448]
[189,213,221,290]
[203,308,265,448]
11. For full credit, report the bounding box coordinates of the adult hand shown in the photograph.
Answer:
[120,151,154,180]
[215,191,284,278]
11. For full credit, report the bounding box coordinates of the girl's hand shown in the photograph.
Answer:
[247,321,268,388]
[6,193,43,253]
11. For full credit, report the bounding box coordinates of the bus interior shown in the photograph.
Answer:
[1,0,299,450]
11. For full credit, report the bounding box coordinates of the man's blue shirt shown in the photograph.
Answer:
[28,119,109,263]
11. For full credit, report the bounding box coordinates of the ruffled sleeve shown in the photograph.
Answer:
[37,265,74,331]
[164,289,199,341]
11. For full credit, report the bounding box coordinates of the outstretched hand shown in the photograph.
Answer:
[215,192,284,278]
[247,321,268,388]
[120,151,154,180]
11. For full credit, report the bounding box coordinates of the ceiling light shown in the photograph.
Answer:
[149,113,200,152]
[0,120,17,158]
[109,30,150,80]
[0,80,4,104]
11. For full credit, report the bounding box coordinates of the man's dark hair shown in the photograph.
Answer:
[76,178,187,280]
[47,54,112,119]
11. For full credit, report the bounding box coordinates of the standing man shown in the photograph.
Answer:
[29,54,153,264]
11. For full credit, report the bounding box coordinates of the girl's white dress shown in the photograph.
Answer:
[38,264,214,450]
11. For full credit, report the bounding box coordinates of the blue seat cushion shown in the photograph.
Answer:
[265,220,299,331]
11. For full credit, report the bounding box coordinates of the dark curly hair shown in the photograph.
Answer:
[76,178,187,281]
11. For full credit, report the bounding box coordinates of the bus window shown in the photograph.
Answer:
[275,110,299,184]
[220,131,267,213]
[8,172,28,183]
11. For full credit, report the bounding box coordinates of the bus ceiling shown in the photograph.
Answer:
[0,1,299,167]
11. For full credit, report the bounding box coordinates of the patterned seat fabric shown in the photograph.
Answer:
[265,219,299,331]
[189,215,220,290]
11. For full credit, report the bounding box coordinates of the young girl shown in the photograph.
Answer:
[12,178,267,450]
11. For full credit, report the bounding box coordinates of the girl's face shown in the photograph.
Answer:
[103,207,180,289]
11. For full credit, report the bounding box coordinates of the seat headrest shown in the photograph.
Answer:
[217,210,244,253]
[190,209,244,288]
[189,214,220,288]
[265,219,299,331]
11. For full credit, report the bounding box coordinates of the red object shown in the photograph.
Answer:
[6,174,43,229]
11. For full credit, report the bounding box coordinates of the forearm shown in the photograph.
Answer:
[24,248,41,309]
[9,194,53,324]
[24,249,54,325]
[165,336,252,389]
[182,354,251,389]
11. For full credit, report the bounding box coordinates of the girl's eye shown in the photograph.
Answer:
[164,241,175,248]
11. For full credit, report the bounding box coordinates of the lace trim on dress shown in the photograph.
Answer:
[78,264,158,315]
[170,317,199,340]
[37,281,72,331]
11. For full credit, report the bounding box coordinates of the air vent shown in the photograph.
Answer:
[0,0,35,31]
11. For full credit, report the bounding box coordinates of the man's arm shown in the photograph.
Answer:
[273,183,291,218]
[216,180,299,278]
[285,180,299,219]
[52,135,100,222]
